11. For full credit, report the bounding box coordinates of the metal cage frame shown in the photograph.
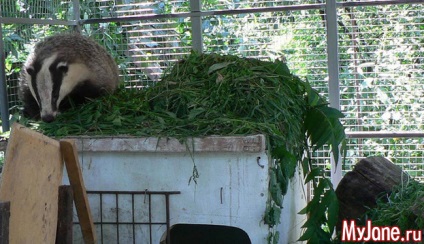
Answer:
[74,190,180,244]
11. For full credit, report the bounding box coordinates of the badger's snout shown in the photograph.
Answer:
[40,108,58,123]
[41,114,55,123]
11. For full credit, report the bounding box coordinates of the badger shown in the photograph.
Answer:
[19,33,120,122]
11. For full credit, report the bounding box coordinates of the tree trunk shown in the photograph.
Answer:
[336,156,409,230]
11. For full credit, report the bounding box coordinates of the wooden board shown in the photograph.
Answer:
[0,123,63,243]
[60,139,96,244]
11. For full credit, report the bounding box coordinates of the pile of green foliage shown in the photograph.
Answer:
[360,179,424,234]
[20,52,345,243]
[28,53,307,146]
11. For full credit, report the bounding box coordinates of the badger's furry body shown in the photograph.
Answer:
[19,33,119,122]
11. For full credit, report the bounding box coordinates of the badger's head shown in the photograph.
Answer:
[24,53,90,122]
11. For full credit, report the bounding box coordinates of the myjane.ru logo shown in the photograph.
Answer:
[341,220,422,242]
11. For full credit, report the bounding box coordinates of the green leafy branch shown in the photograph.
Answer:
[298,81,346,243]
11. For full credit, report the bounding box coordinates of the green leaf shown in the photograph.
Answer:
[273,146,298,179]
[5,60,12,73]
[315,229,333,244]
[165,111,177,119]
[207,62,234,74]
[273,231,280,244]
[270,169,283,207]
[188,108,205,120]
[271,205,282,225]
[264,204,282,226]
[305,167,321,184]
[304,80,325,107]
[298,204,309,215]
[314,178,329,197]
[319,106,344,119]
[301,213,320,229]
[112,117,122,126]
[157,116,165,125]
[326,190,339,233]
[298,225,316,241]
[305,108,330,148]
[301,158,310,176]
[272,59,291,76]
[304,106,345,164]
[276,166,288,195]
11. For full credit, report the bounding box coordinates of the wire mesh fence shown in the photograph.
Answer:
[345,137,424,180]
[203,0,325,11]
[339,3,424,132]
[313,136,424,182]
[81,18,191,89]
[1,0,73,19]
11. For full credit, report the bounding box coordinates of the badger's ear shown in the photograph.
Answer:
[26,66,35,75]
[57,62,68,73]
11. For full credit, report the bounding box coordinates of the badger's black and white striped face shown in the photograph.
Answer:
[24,53,90,122]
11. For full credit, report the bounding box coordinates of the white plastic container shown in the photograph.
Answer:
[65,134,306,243]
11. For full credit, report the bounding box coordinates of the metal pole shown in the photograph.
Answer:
[0,20,11,132]
[72,0,81,32]
[325,0,342,188]
[190,0,203,53]
[346,131,424,139]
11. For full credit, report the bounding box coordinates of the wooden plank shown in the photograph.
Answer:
[71,134,266,153]
[0,202,10,244]
[0,123,63,244]
[56,185,73,244]
[60,139,96,244]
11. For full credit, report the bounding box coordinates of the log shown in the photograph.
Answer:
[336,156,409,230]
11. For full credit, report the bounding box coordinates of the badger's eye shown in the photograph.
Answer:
[56,62,68,73]
[26,67,35,75]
